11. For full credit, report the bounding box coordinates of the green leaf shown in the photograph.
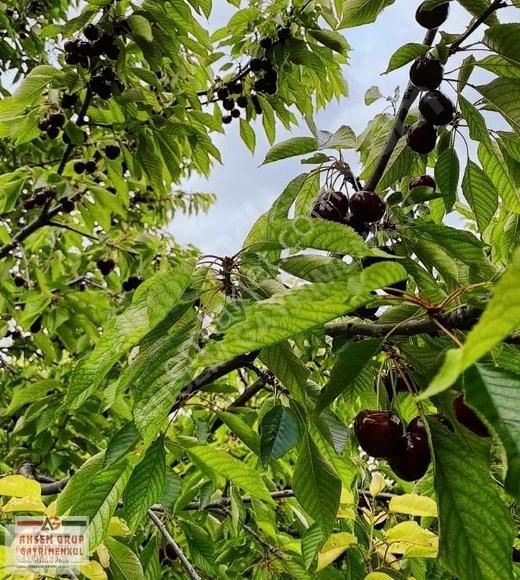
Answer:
[104,422,140,468]
[478,140,520,213]
[464,364,520,500]
[420,249,520,398]
[384,44,430,74]
[459,95,491,144]
[106,537,145,580]
[316,339,382,412]
[435,147,459,211]
[457,0,499,25]
[184,444,272,502]
[56,453,105,515]
[128,14,153,41]
[60,458,133,550]
[259,342,309,401]
[196,262,407,366]
[340,0,396,28]
[259,405,300,466]
[292,435,341,531]
[239,119,255,153]
[263,137,318,164]
[477,78,520,132]
[461,161,498,232]
[13,65,62,106]
[217,412,260,454]
[365,86,383,106]
[124,439,166,530]
[65,265,193,409]
[308,29,350,54]
[317,125,357,150]
[430,420,514,580]
[484,24,520,66]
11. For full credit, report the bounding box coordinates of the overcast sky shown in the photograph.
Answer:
[169,2,484,256]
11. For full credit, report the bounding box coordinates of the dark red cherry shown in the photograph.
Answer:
[419,90,455,126]
[46,125,60,139]
[222,115,232,125]
[236,95,248,108]
[409,57,444,91]
[260,37,273,50]
[61,93,78,109]
[104,144,120,159]
[388,432,431,481]
[407,121,437,154]
[343,213,370,238]
[96,258,115,276]
[453,395,489,437]
[231,109,240,118]
[416,1,450,30]
[83,23,99,41]
[222,97,235,111]
[407,415,453,436]
[354,410,405,458]
[350,191,386,223]
[311,190,349,223]
[409,175,436,190]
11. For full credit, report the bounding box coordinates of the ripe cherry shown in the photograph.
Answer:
[409,57,444,91]
[123,276,143,291]
[350,191,386,223]
[407,120,437,154]
[64,39,78,53]
[407,415,453,437]
[416,1,450,30]
[222,97,235,111]
[74,161,86,174]
[231,109,240,119]
[250,58,262,72]
[311,190,349,223]
[260,37,273,50]
[228,80,243,94]
[49,112,65,127]
[354,410,405,458]
[60,197,75,213]
[277,26,291,42]
[419,90,455,126]
[101,66,117,81]
[236,96,248,108]
[85,160,97,174]
[409,175,436,190]
[46,125,60,139]
[30,317,42,334]
[388,432,431,481]
[38,118,50,132]
[84,23,99,41]
[453,394,489,437]
[251,95,262,115]
[217,86,229,100]
[61,93,78,108]
[344,213,369,238]
[105,145,120,160]
[14,275,26,288]
[222,115,232,125]
[97,258,115,276]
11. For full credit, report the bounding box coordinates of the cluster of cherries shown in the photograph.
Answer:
[217,25,291,124]
[354,394,489,482]
[64,23,121,67]
[311,188,386,237]
[37,112,65,140]
[407,2,455,155]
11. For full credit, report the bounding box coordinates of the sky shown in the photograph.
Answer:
[169,2,481,256]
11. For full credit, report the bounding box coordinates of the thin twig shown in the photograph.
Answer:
[147,509,202,580]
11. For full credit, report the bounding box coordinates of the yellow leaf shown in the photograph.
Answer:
[369,472,386,497]
[80,560,108,580]
[365,573,394,580]
[107,517,131,537]
[0,475,41,498]
[2,496,47,513]
[389,494,438,517]
[337,506,356,519]
[385,521,438,558]
[340,486,354,504]
[317,532,357,571]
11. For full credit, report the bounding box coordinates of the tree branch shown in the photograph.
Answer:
[18,462,69,495]
[364,28,437,193]
[147,509,202,580]
[448,0,507,55]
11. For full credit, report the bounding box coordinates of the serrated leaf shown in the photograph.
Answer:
[384,43,429,74]
[263,137,318,164]
[308,29,350,54]
[217,411,260,454]
[106,537,145,580]
[318,125,357,150]
[484,24,520,65]
[457,0,499,25]
[196,262,406,367]
[104,422,140,468]
[60,459,133,550]
[430,421,514,580]
[316,339,382,412]
[185,445,272,502]
[292,435,341,531]
[464,364,520,500]
[65,265,193,409]
[259,406,300,466]
[435,147,459,211]
[301,523,324,569]
[259,342,309,401]
[124,439,166,530]
[340,0,396,28]
[477,78,520,132]
[13,65,61,106]
[239,119,255,153]
[420,249,520,398]
[478,140,520,213]
[461,160,498,232]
